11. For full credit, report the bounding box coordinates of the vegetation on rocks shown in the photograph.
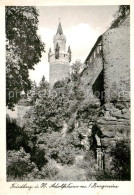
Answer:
[110,5,130,29]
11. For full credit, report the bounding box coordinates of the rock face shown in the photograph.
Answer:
[97,102,130,169]
[74,13,130,170]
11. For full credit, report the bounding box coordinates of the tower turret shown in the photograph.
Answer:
[55,43,59,59]
[48,48,52,62]
[68,45,71,62]
[49,21,72,86]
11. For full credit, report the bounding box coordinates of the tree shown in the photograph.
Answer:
[6,6,45,109]
[38,75,49,99]
[70,60,82,75]
[23,76,84,169]
[27,80,38,105]
[24,79,69,135]
[119,5,130,16]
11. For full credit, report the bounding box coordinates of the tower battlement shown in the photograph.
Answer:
[48,53,70,64]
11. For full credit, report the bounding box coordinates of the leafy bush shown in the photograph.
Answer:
[7,147,38,181]
[37,132,81,165]
[30,148,48,170]
[6,115,28,151]
[110,139,130,180]
[74,151,97,180]
[39,160,59,180]
[95,170,115,181]
[96,139,130,181]
[110,5,130,29]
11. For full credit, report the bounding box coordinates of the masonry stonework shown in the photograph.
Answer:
[103,15,130,103]
[80,54,103,100]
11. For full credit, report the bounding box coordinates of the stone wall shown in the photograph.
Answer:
[49,48,70,86]
[97,101,130,168]
[49,62,70,86]
[80,54,103,100]
[103,15,130,103]
[98,15,130,169]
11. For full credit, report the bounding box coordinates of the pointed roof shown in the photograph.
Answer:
[56,22,63,35]
[68,45,71,53]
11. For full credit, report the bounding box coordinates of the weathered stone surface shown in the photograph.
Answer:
[115,128,128,137]
[81,56,103,89]
[104,103,113,111]
[121,113,130,119]
[104,117,117,121]
[122,108,128,114]
[111,109,122,118]
[101,137,116,147]
[49,63,69,86]
[115,102,126,110]
[116,119,130,126]
[97,117,117,126]
[103,129,116,137]
[103,15,130,103]
[104,111,111,117]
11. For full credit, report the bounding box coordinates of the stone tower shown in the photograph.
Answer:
[48,22,71,86]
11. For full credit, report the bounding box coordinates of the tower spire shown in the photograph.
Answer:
[56,21,63,35]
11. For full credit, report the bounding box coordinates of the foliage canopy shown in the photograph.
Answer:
[6,6,45,109]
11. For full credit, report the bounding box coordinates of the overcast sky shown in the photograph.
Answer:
[29,5,119,84]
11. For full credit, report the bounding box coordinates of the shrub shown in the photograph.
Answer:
[6,115,29,151]
[110,139,130,180]
[39,160,59,180]
[7,147,38,181]
[96,139,130,181]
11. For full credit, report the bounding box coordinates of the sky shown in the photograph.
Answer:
[29,5,119,84]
